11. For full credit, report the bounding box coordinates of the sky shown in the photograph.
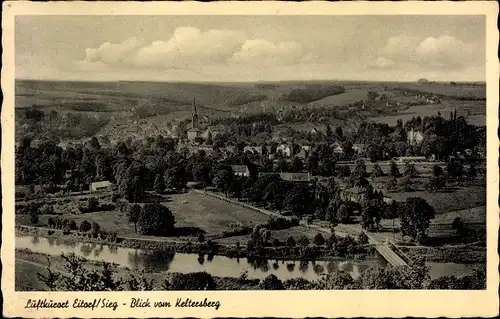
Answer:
[15,15,486,82]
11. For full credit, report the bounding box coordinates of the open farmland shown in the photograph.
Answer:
[166,192,270,235]
[387,185,486,214]
[368,99,486,126]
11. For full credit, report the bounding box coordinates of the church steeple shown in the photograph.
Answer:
[192,98,199,129]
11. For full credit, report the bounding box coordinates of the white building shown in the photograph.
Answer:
[407,128,424,145]
[90,181,113,193]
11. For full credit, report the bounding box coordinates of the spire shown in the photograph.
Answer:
[192,98,199,130]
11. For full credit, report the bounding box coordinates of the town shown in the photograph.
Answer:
[15,79,486,291]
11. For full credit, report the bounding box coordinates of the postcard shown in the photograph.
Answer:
[2,1,499,317]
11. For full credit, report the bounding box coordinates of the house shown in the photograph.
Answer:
[187,128,201,141]
[383,196,395,205]
[352,144,366,154]
[243,146,263,155]
[231,165,250,177]
[90,181,113,193]
[196,145,214,155]
[407,128,424,145]
[276,144,292,157]
[296,148,309,159]
[331,142,344,154]
[341,187,367,203]
[279,172,312,182]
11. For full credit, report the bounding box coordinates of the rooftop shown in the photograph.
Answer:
[231,165,249,173]
[342,186,367,194]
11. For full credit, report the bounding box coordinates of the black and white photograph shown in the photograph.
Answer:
[2,1,499,318]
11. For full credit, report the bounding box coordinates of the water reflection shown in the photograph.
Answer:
[313,264,325,275]
[197,254,205,265]
[299,261,308,273]
[16,235,384,281]
[31,236,39,245]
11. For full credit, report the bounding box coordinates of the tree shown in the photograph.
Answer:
[192,162,212,188]
[286,236,296,248]
[263,178,286,212]
[153,174,165,194]
[138,203,176,236]
[315,271,354,289]
[163,272,216,290]
[399,197,436,243]
[260,274,284,290]
[164,166,188,191]
[335,203,351,224]
[283,184,313,216]
[432,165,444,177]
[69,220,77,230]
[451,217,466,237]
[335,127,343,139]
[127,203,142,233]
[30,211,40,225]
[314,233,325,246]
[361,199,384,231]
[91,222,101,238]
[118,161,147,202]
[197,233,205,243]
[447,160,463,182]
[404,162,417,178]
[298,235,310,247]
[358,232,369,245]
[386,176,398,192]
[212,168,234,197]
[426,176,446,192]
[371,164,384,178]
[86,197,100,212]
[389,160,400,178]
[79,220,92,232]
[37,253,126,291]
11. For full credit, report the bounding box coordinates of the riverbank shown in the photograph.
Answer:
[16,225,374,262]
[15,249,263,291]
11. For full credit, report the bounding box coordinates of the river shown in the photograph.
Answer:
[16,235,480,282]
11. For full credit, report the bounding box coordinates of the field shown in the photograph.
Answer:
[387,184,486,214]
[215,225,321,245]
[18,191,272,239]
[166,192,270,234]
[368,99,486,126]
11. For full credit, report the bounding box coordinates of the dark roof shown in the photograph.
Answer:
[342,186,367,194]
[280,172,311,182]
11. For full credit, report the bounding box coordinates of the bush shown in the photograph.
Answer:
[314,233,325,246]
[138,203,176,236]
[91,222,101,238]
[164,272,216,290]
[260,274,284,290]
[47,217,55,228]
[86,197,100,212]
[80,220,92,232]
[69,220,78,230]
[286,236,296,248]
[62,225,71,235]
[298,235,310,247]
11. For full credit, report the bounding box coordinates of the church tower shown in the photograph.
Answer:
[191,98,199,129]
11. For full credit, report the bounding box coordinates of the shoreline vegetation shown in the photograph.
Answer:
[15,225,373,262]
[15,248,486,291]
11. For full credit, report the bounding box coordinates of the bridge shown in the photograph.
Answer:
[363,230,412,267]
